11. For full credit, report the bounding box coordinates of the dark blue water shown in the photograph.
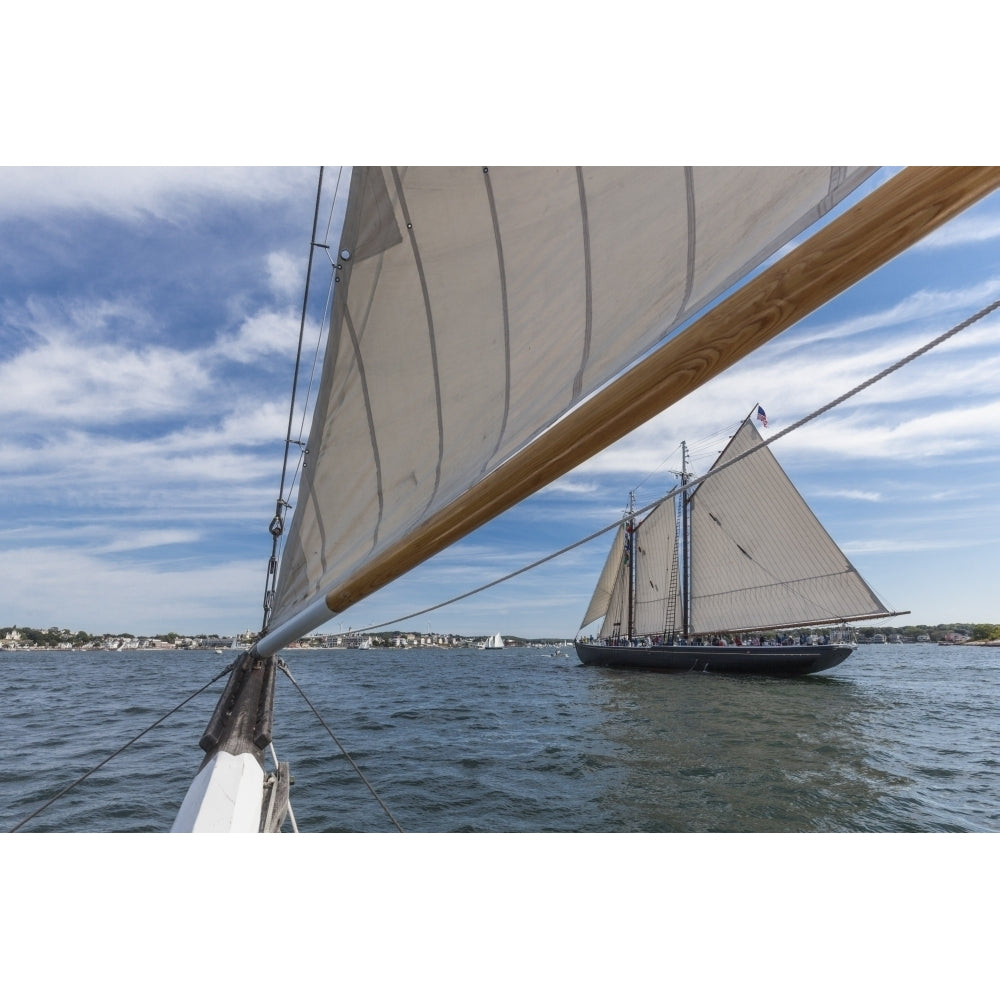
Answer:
[4,643,999,832]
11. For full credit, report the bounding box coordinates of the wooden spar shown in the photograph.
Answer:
[269,166,1000,636]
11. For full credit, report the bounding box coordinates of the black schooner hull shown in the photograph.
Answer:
[574,640,854,677]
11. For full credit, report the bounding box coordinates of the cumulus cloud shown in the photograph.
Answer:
[211,308,303,364]
[0,325,210,424]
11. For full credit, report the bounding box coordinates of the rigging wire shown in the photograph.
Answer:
[354,294,1000,636]
[323,166,345,247]
[261,166,331,632]
[277,660,405,832]
[266,168,346,627]
[8,663,236,833]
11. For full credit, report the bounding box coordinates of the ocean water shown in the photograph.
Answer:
[3,643,999,833]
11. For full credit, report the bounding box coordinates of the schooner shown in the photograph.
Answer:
[574,410,904,675]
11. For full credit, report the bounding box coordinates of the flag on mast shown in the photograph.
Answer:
[756,405,768,428]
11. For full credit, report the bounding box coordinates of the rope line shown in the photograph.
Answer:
[8,663,234,833]
[353,295,1000,636]
[277,661,404,832]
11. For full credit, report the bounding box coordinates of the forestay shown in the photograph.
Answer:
[270,167,876,635]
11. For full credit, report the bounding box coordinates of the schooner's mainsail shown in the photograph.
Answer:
[173,166,1000,831]
[688,417,890,635]
[575,412,903,675]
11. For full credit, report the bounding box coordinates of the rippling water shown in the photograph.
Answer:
[4,643,999,832]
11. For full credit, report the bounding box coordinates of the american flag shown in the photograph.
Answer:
[756,405,768,428]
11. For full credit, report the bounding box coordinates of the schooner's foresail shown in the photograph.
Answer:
[575,413,903,676]
[632,497,682,638]
[580,523,628,633]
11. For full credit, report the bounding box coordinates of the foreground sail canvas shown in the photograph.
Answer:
[575,414,902,676]
[172,166,1000,832]
[263,166,883,647]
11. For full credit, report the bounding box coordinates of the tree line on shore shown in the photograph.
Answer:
[4,622,1000,649]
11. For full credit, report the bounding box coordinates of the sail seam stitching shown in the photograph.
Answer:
[676,166,697,322]
[571,167,594,401]
[344,308,385,546]
[481,167,513,469]
[390,167,445,515]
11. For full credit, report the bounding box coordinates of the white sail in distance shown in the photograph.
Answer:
[269,166,878,638]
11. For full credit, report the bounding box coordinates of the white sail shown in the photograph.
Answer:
[580,416,892,640]
[688,417,891,633]
[632,499,681,637]
[580,523,627,630]
[270,166,878,636]
[584,500,681,640]
[484,633,504,649]
[595,534,632,641]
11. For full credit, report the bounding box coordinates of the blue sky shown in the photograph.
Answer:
[2,167,999,639]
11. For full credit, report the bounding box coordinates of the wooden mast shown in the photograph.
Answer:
[626,491,636,643]
[680,441,690,639]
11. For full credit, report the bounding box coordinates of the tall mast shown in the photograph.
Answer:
[626,490,636,642]
[680,441,691,637]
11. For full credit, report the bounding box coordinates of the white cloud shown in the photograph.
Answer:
[774,279,1000,354]
[266,250,304,298]
[0,326,210,423]
[0,546,263,635]
[212,308,303,364]
[539,480,600,496]
[919,212,1000,249]
[0,167,312,221]
[842,536,982,555]
[783,399,1000,461]
[95,530,204,554]
[817,489,882,502]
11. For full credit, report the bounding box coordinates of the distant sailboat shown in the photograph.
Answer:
[575,412,905,675]
[169,166,1000,832]
[230,630,252,651]
[482,633,505,649]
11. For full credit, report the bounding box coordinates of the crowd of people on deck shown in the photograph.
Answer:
[589,631,835,648]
